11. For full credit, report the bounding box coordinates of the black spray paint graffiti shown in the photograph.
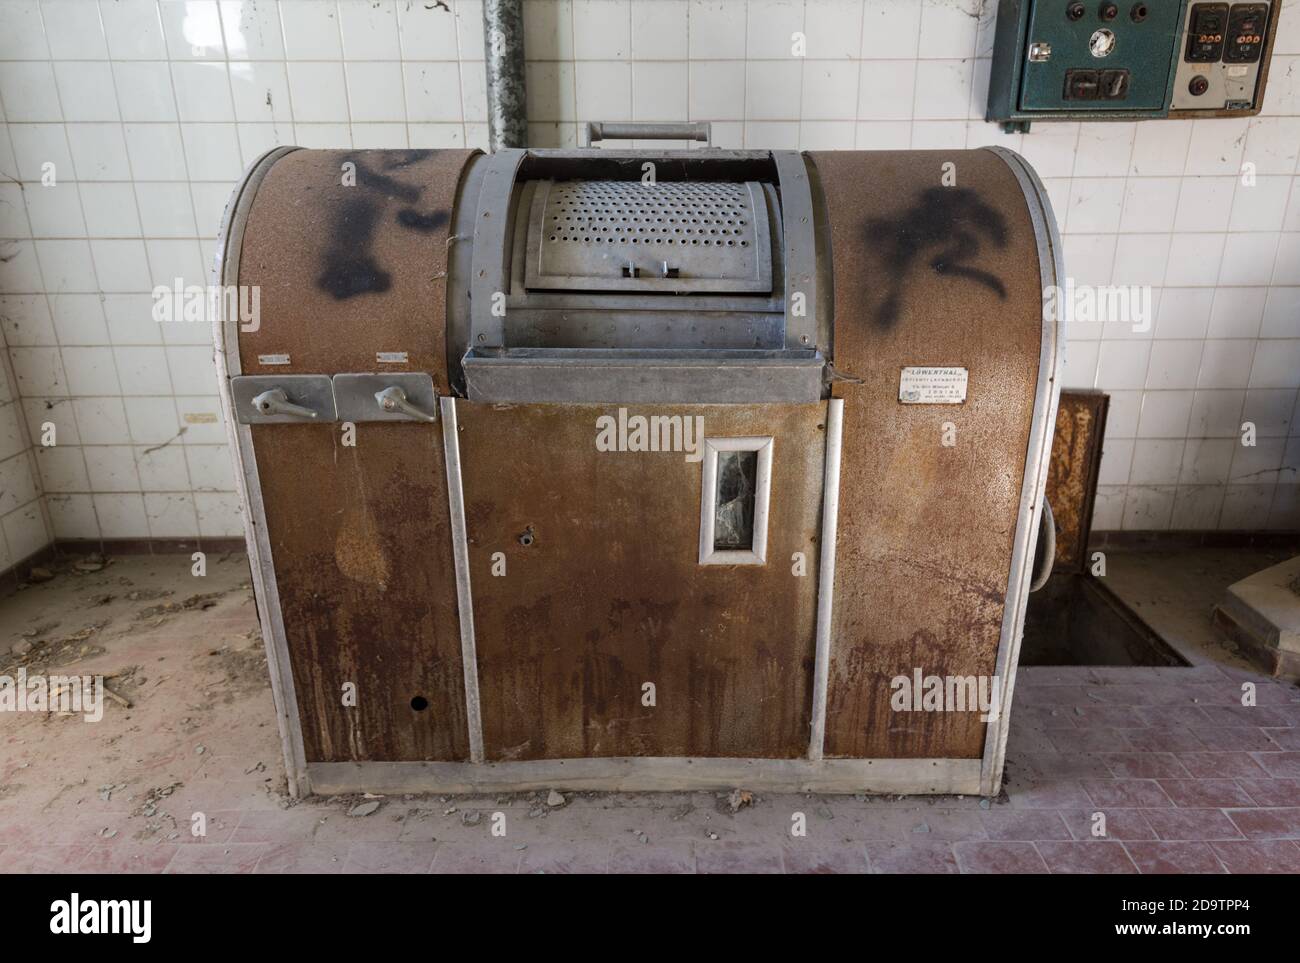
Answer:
[397,208,449,233]
[318,195,393,300]
[317,152,450,300]
[864,187,1009,329]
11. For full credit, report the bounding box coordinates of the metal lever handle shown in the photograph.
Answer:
[374,385,437,423]
[1029,499,1056,593]
[251,388,317,419]
[586,121,711,145]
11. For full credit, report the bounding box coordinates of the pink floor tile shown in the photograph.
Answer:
[228,809,318,844]
[1238,683,1300,706]
[1143,808,1243,841]
[163,843,268,874]
[1132,706,1211,728]
[0,845,92,873]
[429,842,522,874]
[1061,808,1157,841]
[979,809,1073,841]
[1101,752,1191,778]
[1016,685,1092,706]
[517,842,612,874]
[1019,752,1114,778]
[904,811,987,841]
[1175,752,1270,779]
[1251,752,1300,778]
[1191,728,1282,752]
[1122,728,1206,752]
[1036,841,1139,874]
[780,842,869,874]
[1197,705,1293,728]
[1072,706,1150,728]
[1223,808,1300,839]
[1005,779,1093,810]
[864,841,959,874]
[694,842,783,874]
[1046,729,1133,753]
[170,812,241,846]
[1124,841,1225,874]
[1157,779,1256,808]
[1262,728,1300,750]
[311,809,407,843]
[1081,779,1175,809]
[1211,839,1300,873]
[77,843,179,873]
[253,841,348,874]
[1236,778,1300,807]
[954,841,1049,874]
[608,841,696,874]
[341,841,438,874]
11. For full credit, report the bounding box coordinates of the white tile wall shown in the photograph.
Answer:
[0,0,1297,556]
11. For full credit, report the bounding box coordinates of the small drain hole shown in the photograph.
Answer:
[410,696,429,711]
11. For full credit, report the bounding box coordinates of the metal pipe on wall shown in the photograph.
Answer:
[482,0,527,150]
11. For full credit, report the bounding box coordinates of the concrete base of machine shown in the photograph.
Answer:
[306,757,985,796]
[1212,554,1300,681]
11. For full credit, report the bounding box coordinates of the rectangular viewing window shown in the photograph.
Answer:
[699,437,773,565]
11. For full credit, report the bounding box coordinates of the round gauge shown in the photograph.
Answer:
[1089,28,1117,58]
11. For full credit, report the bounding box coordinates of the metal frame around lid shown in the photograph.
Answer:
[468,148,527,350]
[772,151,819,351]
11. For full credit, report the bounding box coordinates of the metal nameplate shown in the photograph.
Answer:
[898,366,969,405]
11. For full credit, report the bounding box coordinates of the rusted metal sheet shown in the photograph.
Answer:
[236,148,478,762]
[455,403,827,760]
[808,149,1045,760]
[253,423,468,762]
[237,148,476,387]
[1046,391,1109,572]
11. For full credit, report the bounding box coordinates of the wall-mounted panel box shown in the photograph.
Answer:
[987,0,1280,130]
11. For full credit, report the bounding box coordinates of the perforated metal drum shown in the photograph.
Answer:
[524,179,774,293]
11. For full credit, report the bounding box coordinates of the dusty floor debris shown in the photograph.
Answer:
[0,549,1298,873]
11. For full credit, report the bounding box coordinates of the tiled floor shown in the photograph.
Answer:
[1,549,1298,874]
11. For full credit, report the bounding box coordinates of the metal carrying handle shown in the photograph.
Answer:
[374,385,437,423]
[1029,498,1056,593]
[586,122,711,145]
[251,388,317,420]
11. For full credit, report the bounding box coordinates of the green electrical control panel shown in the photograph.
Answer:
[987,0,1279,130]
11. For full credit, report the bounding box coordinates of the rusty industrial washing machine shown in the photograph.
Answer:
[214,134,1063,799]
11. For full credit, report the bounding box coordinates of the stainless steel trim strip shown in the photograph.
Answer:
[978,146,1066,797]
[462,352,826,404]
[307,756,983,796]
[212,145,312,798]
[441,396,485,764]
[807,397,844,761]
